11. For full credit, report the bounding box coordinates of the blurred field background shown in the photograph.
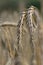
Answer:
[0,0,42,23]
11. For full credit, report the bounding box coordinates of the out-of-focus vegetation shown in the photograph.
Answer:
[0,0,41,11]
[0,0,19,11]
[25,0,41,10]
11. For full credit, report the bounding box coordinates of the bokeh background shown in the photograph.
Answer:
[0,0,42,23]
[0,0,41,11]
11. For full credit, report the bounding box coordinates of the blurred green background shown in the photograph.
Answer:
[0,0,41,11]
